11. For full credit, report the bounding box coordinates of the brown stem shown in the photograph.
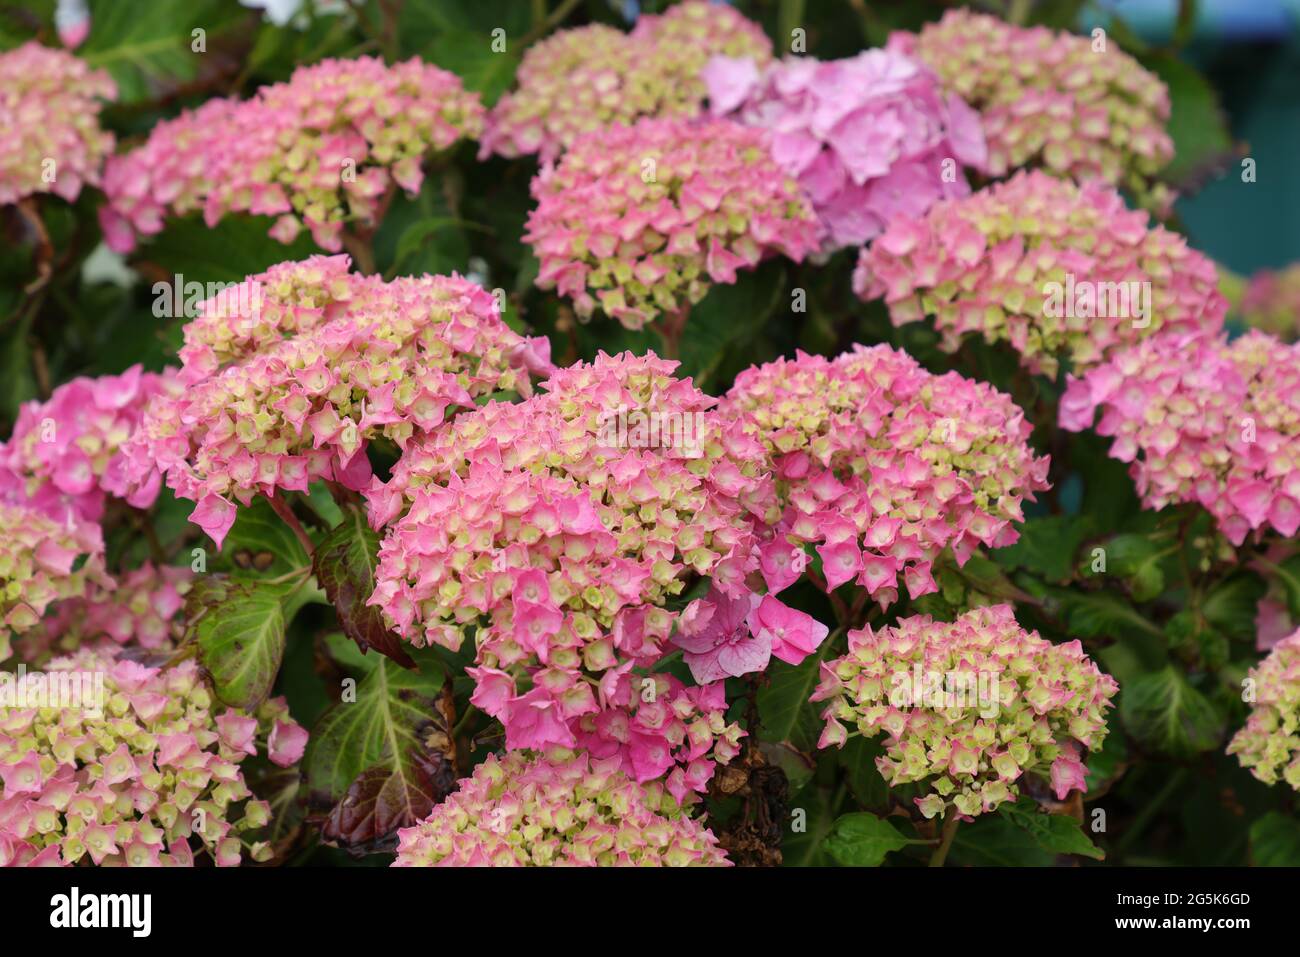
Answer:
[16,198,53,295]
[265,494,315,556]
[654,306,689,360]
[929,809,961,867]
[340,228,377,276]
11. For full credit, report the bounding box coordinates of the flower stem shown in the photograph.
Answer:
[929,810,961,867]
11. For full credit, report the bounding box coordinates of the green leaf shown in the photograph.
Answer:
[1249,812,1300,866]
[1202,574,1266,642]
[1104,533,1168,603]
[426,30,519,106]
[757,637,834,750]
[1060,589,1162,641]
[678,266,785,388]
[949,815,1054,866]
[220,497,311,578]
[81,0,240,103]
[838,736,890,811]
[781,783,838,867]
[822,812,911,867]
[188,576,298,708]
[1140,52,1235,187]
[304,653,449,847]
[138,216,320,285]
[1120,666,1223,759]
[994,514,1095,583]
[1000,800,1105,860]
[312,506,416,668]
[1260,555,1300,620]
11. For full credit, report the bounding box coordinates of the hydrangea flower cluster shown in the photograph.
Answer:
[481,1,772,161]
[0,365,178,524]
[720,345,1050,606]
[0,503,108,662]
[0,650,306,866]
[703,48,987,249]
[889,9,1174,208]
[98,56,483,253]
[117,255,551,548]
[525,117,820,330]
[812,604,1118,818]
[15,564,191,664]
[0,42,116,206]
[1240,264,1300,339]
[367,353,775,793]
[853,171,1226,377]
[393,749,729,866]
[1060,330,1300,546]
[1227,630,1300,791]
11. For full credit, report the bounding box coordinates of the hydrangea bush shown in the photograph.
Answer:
[1,0,1293,872]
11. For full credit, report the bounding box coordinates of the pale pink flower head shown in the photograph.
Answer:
[0,646,305,866]
[1240,263,1300,339]
[890,9,1174,210]
[525,116,820,330]
[1227,631,1300,791]
[722,344,1050,607]
[483,3,771,163]
[117,255,549,548]
[812,605,1117,818]
[855,171,1227,377]
[1061,329,1300,546]
[99,56,483,253]
[0,42,116,206]
[1,365,177,525]
[393,750,730,866]
[706,47,987,250]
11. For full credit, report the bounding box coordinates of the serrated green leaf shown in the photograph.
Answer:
[1121,665,1223,759]
[1250,812,1300,866]
[995,514,1095,583]
[757,637,835,750]
[1105,533,1168,603]
[188,576,298,708]
[1202,574,1266,641]
[220,497,311,577]
[1000,799,1105,860]
[822,812,911,867]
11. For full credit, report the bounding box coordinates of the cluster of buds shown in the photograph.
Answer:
[15,564,191,665]
[0,650,307,866]
[889,9,1174,209]
[1227,630,1300,791]
[481,1,772,161]
[0,42,116,206]
[720,344,1050,606]
[1240,264,1300,339]
[393,749,730,866]
[0,503,108,662]
[0,365,178,525]
[813,604,1118,818]
[116,255,550,548]
[854,171,1226,377]
[703,48,987,249]
[367,352,779,793]
[99,56,483,253]
[526,116,820,330]
[1061,329,1300,546]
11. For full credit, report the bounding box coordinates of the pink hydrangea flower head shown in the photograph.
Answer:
[525,116,820,330]
[14,563,191,663]
[721,344,1051,606]
[1240,263,1300,339]
[854,171,1226,377]
[482,1,772,161]
[0,503,109,661]
[705,48,987,249]
[1227,630,1300,791]
[99,56,483,252]
[0,647,305,865]
[0,365,178,524]
[1061,329,1300,545]
[367,352,775,789]
[117,255,550,547]
[812,604,1118,818]
[0,42,116,206]
[889,9,1174,209]
[393,750,730,866]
